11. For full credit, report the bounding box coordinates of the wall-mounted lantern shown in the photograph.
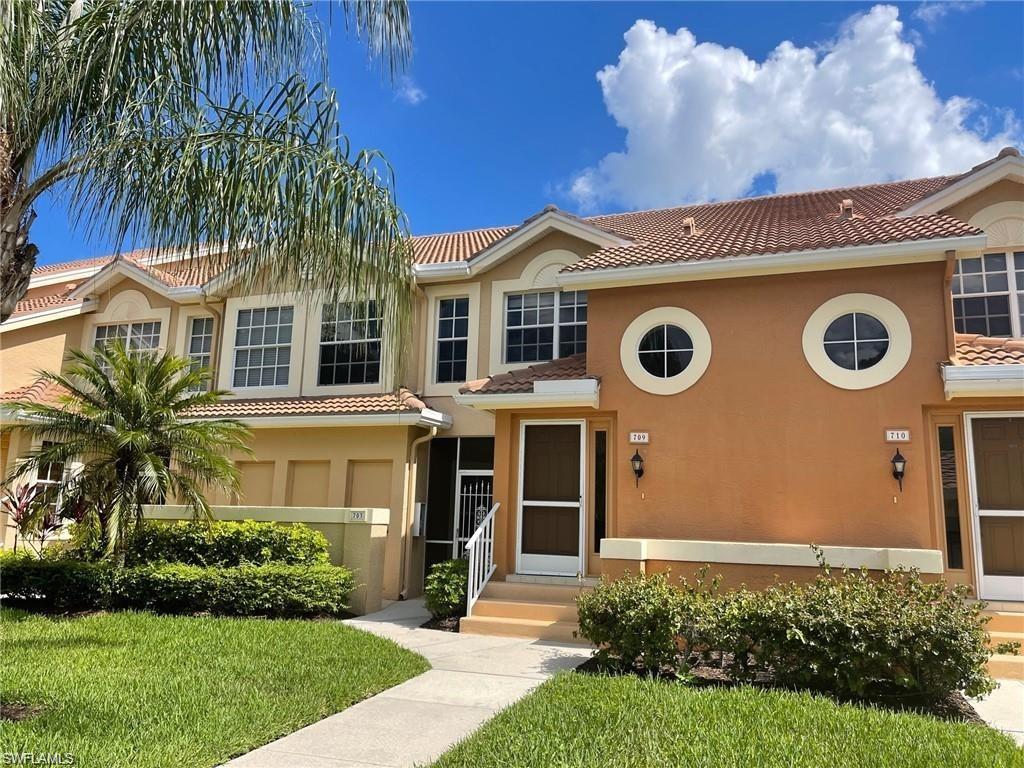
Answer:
[891,449,907,491]
[630,450,645,487]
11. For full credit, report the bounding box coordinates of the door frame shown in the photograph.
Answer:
[515,418,586,576]
[963,411,1024,602]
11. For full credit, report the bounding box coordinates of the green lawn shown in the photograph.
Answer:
[0,609,428,767]
[432,673,1023,768]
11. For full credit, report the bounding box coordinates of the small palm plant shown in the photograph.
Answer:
[2,344,251,559]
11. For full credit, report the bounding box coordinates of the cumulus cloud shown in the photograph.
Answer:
[395,76,426,105]
[569,5,1018,211]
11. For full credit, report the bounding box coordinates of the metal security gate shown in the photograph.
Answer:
[454,470,493,557]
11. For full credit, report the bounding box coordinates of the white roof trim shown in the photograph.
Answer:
[187,407,452,429]
[69,259,202,302]
[943,363,1024,399]
[0,298,96,333]
[897,154,1024,218]
[454,381,599,410]
[556,234,988,290]
[412,210,632,284]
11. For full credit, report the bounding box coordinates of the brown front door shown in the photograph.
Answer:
[518,422,584,575]
[972,416,1024,601]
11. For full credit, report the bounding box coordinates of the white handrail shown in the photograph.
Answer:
[465,501,499,617]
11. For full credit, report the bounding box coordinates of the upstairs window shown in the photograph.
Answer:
[94,321,161,354]
[186,316,214,390]
[436,297,469,383]
[504,290,587,364]
[233,306,293,388]
[952,252,1024,337]
[318,301,382,386]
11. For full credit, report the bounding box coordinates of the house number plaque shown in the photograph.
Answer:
[884,429,911,443]
[629,432,650,444]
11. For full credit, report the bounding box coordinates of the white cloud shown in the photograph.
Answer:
[569,5,1018,211]
[395,76,426,106]
[913,2,981,29]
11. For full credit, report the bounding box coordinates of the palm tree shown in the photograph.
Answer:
[2,344,252,558]
[0,0,414,352]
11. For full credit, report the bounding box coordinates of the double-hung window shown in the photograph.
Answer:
[36,441,65,517]
[504,290,587,364]
[94,321,161,353]
[318,301,382,386]
[952,252,1024,337]
[436,297,469,383]
[233,306,293,388]
[186,316,215,389]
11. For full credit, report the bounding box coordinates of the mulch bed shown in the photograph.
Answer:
[420,615,461,632]
[574,656,985,725]
[1,702,43,722]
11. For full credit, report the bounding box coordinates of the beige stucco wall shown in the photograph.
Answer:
[208,424,424,600]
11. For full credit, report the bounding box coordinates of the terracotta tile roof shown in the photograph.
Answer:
[31,254,114,275]
[411,226,517,265]
[460,353,593,395]
[10,287,83,318]
[186,389,428,419]
[0,379,68,407]
[954,334,1024,366]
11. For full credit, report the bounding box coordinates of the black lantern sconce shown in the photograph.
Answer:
[891,449,907,491]
[630,450,645,487]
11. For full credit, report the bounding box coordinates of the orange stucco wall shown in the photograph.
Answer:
[587,262,950,550]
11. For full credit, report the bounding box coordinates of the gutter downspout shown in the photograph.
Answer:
[943,250,958,364]
[399,425,438,599]
[200,294,224,381]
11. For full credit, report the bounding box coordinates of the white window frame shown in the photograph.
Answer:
[185,315,215,389]
[620,307,713,395]
[424,282,480,397]
[951,251,1024,338]
[93,320,163,354]
[231,305,295,391]
[487,250,580,376]
[220,294,307,398]
[435,296,471,385]
[316,299,383,388]
[81,289,171,353]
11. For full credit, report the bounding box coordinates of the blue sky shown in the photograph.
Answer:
[33,1,1024,266]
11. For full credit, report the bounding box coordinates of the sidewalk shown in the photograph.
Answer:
[970,679,1024,747]
[223,599,591,767]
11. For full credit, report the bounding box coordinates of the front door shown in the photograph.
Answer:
[970,416,1024,602]
[517,421,584,576]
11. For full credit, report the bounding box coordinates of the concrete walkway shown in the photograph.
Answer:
[970,679,1024,747]
[224,599,591,767]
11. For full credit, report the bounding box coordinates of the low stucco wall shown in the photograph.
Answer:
[600,537,945,590]
[143,505,390,614]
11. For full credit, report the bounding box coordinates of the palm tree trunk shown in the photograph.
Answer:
[0,131,35,324]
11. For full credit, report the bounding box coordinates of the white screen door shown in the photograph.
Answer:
[517,421,585,576]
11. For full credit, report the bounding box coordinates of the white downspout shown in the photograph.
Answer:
[399,426,438,599]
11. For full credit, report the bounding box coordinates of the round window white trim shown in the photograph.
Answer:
[802,293,911,390]
[620,307,712,395]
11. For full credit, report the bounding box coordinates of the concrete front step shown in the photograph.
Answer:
[986,611,1024,634]
[481,580,589,604]
[459,614,582,643]
[987,653,1024,680]
[472,597,579,623]
[988,631,1024,648]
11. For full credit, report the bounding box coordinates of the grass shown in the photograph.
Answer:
[0,609,428,767]
[431,673,1024,768]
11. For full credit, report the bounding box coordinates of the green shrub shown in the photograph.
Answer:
[424,558,469,619]
[712,563,1009,700]
[576,572,690,673]
[125,519,330,566]
[0,551,113,612]
[112,562,354,617]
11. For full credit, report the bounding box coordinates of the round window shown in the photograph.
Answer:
[638,324,694,377]
[822,312,889,371]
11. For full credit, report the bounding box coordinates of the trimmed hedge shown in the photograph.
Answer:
[112,562,354,617]
[0,552,113,613]
[125,519,330,566]
[0,552,353,618]
[576,558,1015,700]
[424,558,468,619]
